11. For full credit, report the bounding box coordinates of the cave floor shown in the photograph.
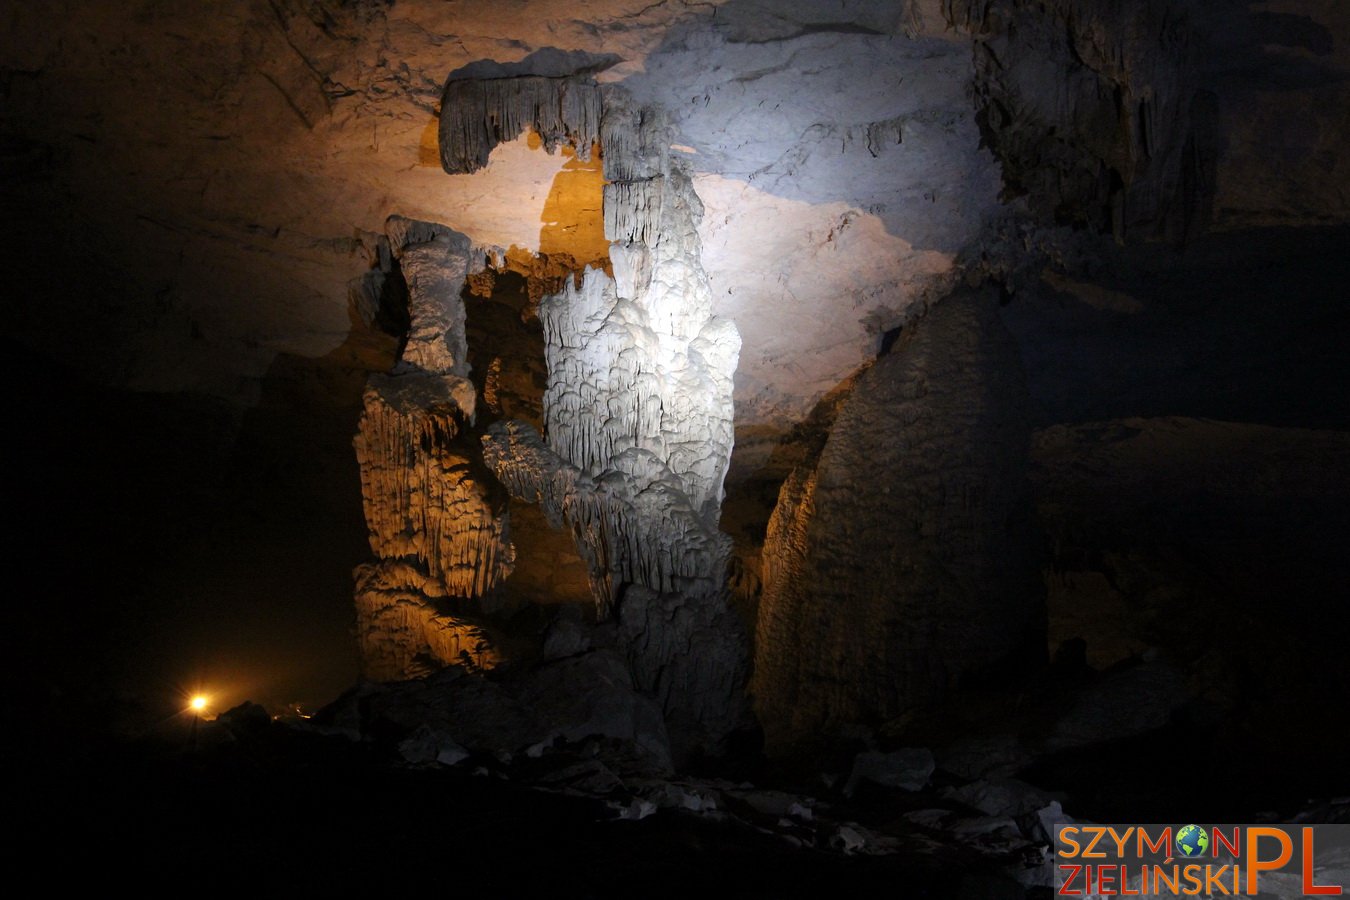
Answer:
[18,729,969,897]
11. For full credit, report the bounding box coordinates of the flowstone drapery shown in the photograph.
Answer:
[438,74,601,175]
[480,86,750,754]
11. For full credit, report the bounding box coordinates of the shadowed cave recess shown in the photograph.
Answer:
[5,0,1349,892]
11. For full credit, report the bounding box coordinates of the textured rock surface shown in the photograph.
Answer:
[7,0,1346,439]
[753,288,1043,750]
[439,74,601,175]
[949,0,1216,241]
[351,216,511,680]
[484,418,732,615]
[353,561,500,680]
[845,748,937,795]
[354,372,510,595]
[480,89,750,756]
[8,0,1349,773]
[322,647,675,774]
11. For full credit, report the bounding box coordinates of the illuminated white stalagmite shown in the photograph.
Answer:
[483,88,749,752]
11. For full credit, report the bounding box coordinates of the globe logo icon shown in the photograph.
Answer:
[1176,824,1210,857]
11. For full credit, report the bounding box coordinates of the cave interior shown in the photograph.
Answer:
[5,0,1349,892]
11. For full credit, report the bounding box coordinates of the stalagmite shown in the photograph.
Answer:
[354,373,512,598]
[480,86,751,755]
[351,215,512,679]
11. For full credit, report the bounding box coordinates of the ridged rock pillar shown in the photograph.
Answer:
[481,88,750,757]
[352,216,511,681]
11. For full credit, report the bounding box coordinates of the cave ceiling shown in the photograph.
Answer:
[4,0,1348,469]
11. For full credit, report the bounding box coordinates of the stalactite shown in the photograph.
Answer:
[439,76,601,175]
[482,420,732,619]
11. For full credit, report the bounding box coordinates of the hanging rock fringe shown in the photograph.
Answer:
[439,76,602,174]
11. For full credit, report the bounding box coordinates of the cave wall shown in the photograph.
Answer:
[946,0,1217,241]
[5,1,1341,532]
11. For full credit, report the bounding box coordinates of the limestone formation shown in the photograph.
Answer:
[439,76,601,175]
[353,562,500,681]
[753,288,1044,750]
[465,249,610,311]
[481,88,750,755]
[352,216,511,681]
[392,241,470,376]
[600,94,671,246]
[354,371,512,599]
[347,76,751,752]
[483,419,731,614]
[947,0,1217,241]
